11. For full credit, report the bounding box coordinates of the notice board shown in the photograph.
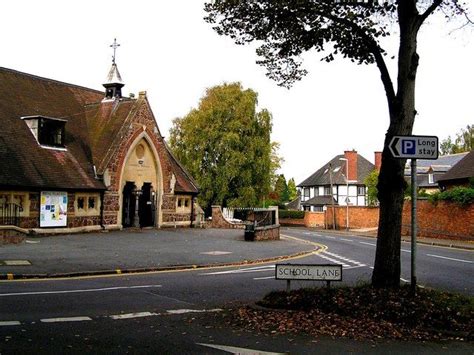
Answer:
[40,191,68,227]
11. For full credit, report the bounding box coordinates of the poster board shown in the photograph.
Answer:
[40,191,68,227]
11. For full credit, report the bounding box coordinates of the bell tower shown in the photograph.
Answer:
[103,38,124,99]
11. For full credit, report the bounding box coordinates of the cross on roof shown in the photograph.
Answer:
[110,38,120,64]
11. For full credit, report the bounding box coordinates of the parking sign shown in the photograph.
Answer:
[389,135,438,159]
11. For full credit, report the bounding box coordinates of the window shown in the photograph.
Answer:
[303,188,310,200]
[0,192,30,216]
[176,197,191,211]
[324,186,331,196]
[428,174,434,184]
[38,118,66,147]
[75,193,100,216]
[22,116,66,148]
[357,186,365,195]
[314,187,319,196]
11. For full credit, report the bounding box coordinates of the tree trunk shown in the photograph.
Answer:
[372,3,421,288]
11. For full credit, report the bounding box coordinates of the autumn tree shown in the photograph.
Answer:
[274,174,290,204]
[169,82,280,214]
[204,0,472,288]
[440,124,473,155]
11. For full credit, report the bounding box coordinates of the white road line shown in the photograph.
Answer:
[317,254,350,268]
[198,343,285,355]
[360,241,376,246]
[341,238,353,242]
[400,278,409,283]
[324,236,336,239]
[253,276,275,280]
[200,265,275,276]
[41,316,92,323]
[0,284,162,297]
[322,251,366,266]
[427,254,473,264]
[0,321,21,326]
[166,309,222,315]
[401,249,411,253]
[110,312,158,320]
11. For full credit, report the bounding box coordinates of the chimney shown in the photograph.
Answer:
[344,150,358,181]
[374,151,382,172]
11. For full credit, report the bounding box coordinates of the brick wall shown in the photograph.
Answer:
[402,200,474,240]
[304,212,325,228]
[302,201,473,241]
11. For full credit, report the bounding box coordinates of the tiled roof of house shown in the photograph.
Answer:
[285,195,301,210]
[438,150,474,183]
[298,153,375,187]
[405,152,468,175]
[0,67,105,190]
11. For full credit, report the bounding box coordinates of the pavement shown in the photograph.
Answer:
[0,226,472,280]
[0,228,319,280]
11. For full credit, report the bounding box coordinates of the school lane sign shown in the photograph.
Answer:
[389,135,439,160]
[276,264,342,281]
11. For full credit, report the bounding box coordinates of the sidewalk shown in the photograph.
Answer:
[0,228,317,280]
[307,227,474,250]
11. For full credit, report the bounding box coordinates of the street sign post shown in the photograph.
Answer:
[389,135,439,294]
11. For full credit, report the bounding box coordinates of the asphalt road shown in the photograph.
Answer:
[0,228,472,354]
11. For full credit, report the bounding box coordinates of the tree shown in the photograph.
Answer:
[440,124,473,155]
[274,174,290,204]
[169,82,280,214]
[288,178,298,202]
[204,1,471,288]
[364,169,379,207]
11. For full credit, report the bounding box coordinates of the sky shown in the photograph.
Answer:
[1,1,473,184]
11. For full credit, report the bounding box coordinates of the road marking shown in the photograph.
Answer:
[200,265,275,276]
[2,260,31,266]
[0,321,21,326]
[322,251,366,266]
[324,235,336,239]
[253,276,275,280]
[166,308,222,315]
[359,241,376,247]
[41,316,92,323]
[0,284,162,297]
[317,253,350,268]
[197,343,285,354]
[400,278,409,283]
[110,312,158,320]
[401,249,411,253]
[200,251,232,255]
[427,254,473,264]
[341,238,353,242]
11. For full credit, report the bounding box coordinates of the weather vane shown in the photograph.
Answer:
[110,38,120,64]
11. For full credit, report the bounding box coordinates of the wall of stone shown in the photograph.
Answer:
[210,206,245,229]
[246,226,280,241]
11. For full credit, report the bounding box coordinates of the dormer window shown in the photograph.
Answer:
[22,116,66,149]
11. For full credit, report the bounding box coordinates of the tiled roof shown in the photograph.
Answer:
[298,153,375,187]
[438,150,474,183]
[285,195,301,210]
[0,67,198,194]
[0,67,105,190]
[406,152,469,174]
[301,195,338,206]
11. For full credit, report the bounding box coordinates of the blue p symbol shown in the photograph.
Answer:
[402,140,416,154]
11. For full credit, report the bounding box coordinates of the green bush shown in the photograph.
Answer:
[429,187,474,205]
[279,210,305,219]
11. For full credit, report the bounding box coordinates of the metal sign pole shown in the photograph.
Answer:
[410,159,417,294]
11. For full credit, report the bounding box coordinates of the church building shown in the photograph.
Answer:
[0,43,199,234]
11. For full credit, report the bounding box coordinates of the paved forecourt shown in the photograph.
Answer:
[0,228,318,279]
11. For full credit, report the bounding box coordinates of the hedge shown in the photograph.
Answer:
[279,210,305,219]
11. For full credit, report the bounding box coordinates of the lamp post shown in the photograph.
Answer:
[339,158,349,231]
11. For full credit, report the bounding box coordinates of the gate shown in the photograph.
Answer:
[0,203,21,226]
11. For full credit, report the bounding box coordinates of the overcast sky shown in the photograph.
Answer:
[2,1,472,184]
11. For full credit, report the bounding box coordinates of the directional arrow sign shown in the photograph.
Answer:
[389,135,439,160]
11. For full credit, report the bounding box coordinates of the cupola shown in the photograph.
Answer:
[103,38,124,99]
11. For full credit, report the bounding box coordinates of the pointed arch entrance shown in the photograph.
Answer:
[119,134,163,228]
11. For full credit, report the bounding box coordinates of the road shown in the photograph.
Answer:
[0,228,472,353]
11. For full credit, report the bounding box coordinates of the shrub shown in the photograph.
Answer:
[429,187,474,205]
[279,210,305,219]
